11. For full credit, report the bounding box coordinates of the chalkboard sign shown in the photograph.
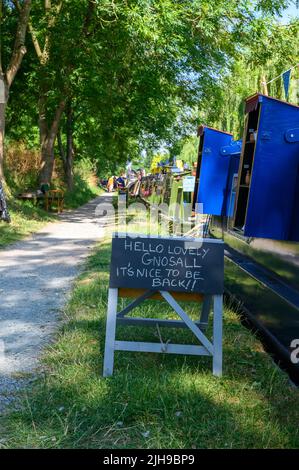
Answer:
[109,234,224,294]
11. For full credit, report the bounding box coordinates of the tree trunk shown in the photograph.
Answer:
[65,100,74,191]
[0,102,5,182]
[0,0,32,182]
[57,129,66,169]
[38,98,65,184]
[57,103,74,191]
[0,74,8,182]
[39,138,56,184]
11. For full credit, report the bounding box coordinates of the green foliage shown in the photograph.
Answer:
[72,158,96,183]
[64,159,101,209]
[3,0,293,177]
[196,19,299,137]
[176,136,198,165]
[5,168,38,195]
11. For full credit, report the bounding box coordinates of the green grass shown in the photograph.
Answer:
[63,175,102,209]
[0,198,55,248]
[2,229,299,449]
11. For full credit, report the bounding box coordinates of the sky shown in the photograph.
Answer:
[279,1,299,23]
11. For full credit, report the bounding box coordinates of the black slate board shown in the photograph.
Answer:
[109,234,224,294]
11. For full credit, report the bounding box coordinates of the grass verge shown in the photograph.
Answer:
[0,199,54,248]
[2,228,299,448]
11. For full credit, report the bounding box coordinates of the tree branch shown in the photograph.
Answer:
[42,0,62,62]
[82,0,96,37]
[14,0,43,62]
[6,0,32,88]
[28,21,43,60]
[27,0,62,64]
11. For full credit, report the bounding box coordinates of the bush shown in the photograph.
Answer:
[4,141,100,209]
[63,158,100,208]
[74,158,97,183]
[5,142,40,192]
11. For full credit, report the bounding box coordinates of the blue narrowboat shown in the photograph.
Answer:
[194,125,242,217]
[233,93,299,241]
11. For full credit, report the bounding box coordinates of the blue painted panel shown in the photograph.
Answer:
[244,96,299,241]
[196,127,241,216]
[223,151,241,217]
[290,163,299,241]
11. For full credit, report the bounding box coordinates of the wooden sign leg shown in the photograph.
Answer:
[103,288,118,377]
[199,295,212,327]
[212,294,223,377]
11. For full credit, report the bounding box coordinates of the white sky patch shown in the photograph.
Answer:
[278,1,298,24]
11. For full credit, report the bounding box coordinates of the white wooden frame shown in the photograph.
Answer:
[103,288,223,377]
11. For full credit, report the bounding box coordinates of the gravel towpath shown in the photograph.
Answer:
[0,194,113,411]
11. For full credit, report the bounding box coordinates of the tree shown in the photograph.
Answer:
[26,0,65,184]
[57,99,75,190]
[197,18,299,138]
[0,0,32,181]
[3,0,292,187]
[27,0,103,185]
[71,0,284,172]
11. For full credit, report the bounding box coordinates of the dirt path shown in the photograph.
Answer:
[0,194,113,411]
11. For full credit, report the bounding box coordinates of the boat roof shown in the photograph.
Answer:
[245,92,299,114]
[197,125,233,137]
